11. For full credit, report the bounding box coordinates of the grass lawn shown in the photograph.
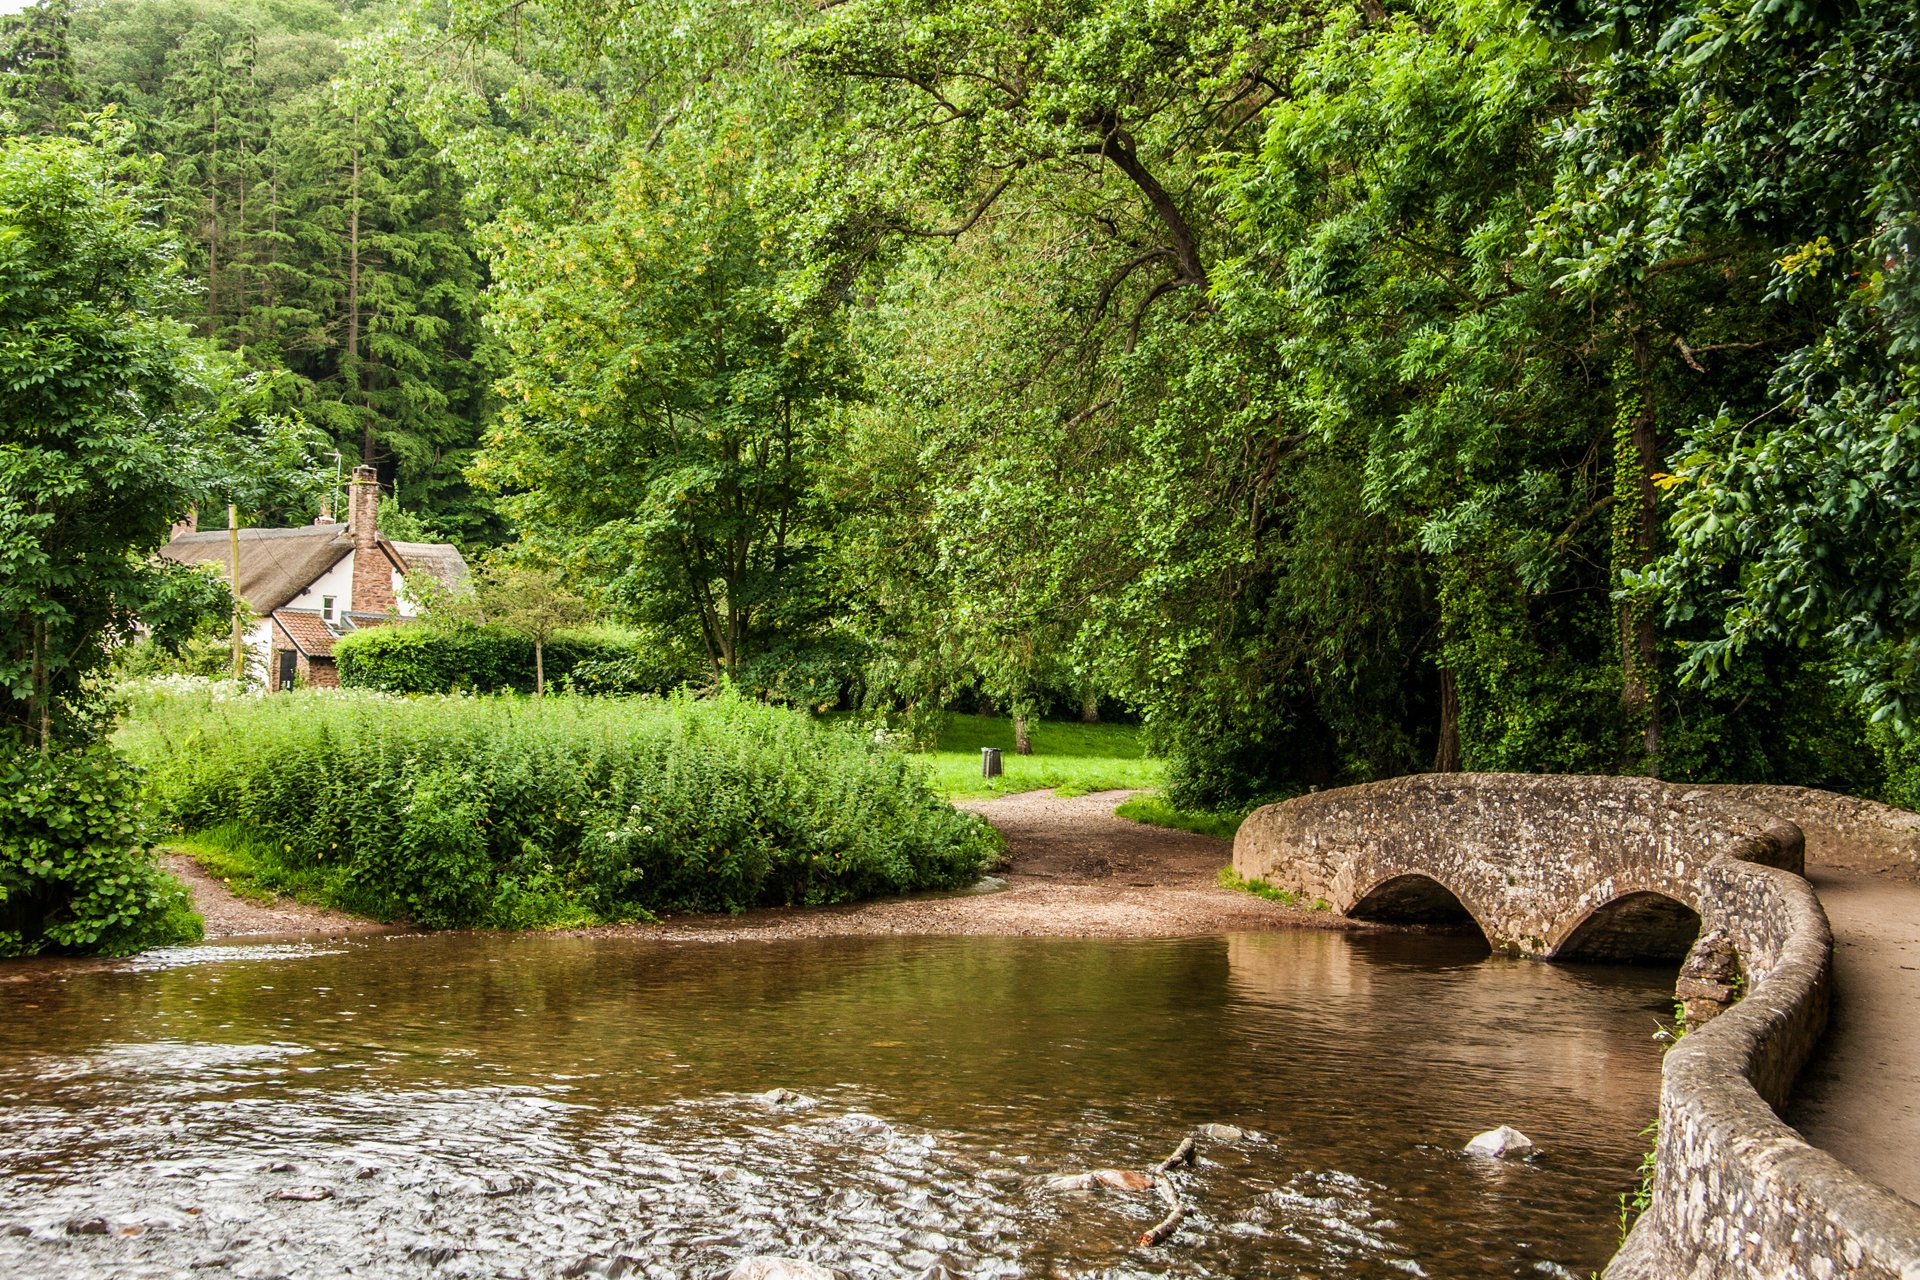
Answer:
[919,713,1164,800]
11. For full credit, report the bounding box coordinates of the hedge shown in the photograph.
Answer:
[334,624,692,696]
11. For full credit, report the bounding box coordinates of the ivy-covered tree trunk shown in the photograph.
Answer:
[1613,336,1662,768]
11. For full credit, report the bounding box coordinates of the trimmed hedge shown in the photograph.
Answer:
[120,688,1001,929]
[334,624,691,696]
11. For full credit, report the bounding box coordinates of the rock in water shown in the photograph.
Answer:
[1464,1126,1536,1159]
[754,1088,814,1109]
[1091,1169,1154,1192]
[1200,1123,1245,1142]
[1044,1172,1097,1191]
[726,1259,843,1280]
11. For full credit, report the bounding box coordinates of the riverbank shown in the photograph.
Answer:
[171,789,1330,941]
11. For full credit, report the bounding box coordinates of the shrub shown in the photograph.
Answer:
[334,624,692,696]
[119,688,1001,929]
[0,741,203,956]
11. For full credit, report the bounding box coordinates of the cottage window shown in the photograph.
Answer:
[322,595,335,620]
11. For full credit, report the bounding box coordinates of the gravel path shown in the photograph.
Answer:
[1786,845,1920,1205]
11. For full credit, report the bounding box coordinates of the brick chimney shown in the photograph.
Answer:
[348,465,395,614]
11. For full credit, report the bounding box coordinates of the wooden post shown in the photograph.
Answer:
[229,503,243,681]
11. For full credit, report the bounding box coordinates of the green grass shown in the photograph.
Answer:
[918,714,1164,800]
[1113,792,1249,839]
[1216,865,1327,911]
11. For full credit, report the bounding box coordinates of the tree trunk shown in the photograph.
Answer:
[1614,333,1662,768]
[1080,691,1101,725]
[1433,665,1461,773]
[229,503,244,681]
[534,637,545,696]
[1013,713,1033,756]
[31,618,48,753]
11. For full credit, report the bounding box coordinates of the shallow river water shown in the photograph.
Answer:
[0,929,1674,1279]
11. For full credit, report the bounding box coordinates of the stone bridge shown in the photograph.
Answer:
[1232,772,1800,961]
[1235,772,1920,1280]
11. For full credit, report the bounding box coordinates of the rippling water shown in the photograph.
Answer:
[0,929,1674,1278]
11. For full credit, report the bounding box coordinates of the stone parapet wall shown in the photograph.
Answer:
[1718,784,1920,875]
[1609,848,1920,1280]
[1235,774,1920,1280]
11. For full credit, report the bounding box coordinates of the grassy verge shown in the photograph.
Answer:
[1113,792,1249,839]
[920,714,1163,800]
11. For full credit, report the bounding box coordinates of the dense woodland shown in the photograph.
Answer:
[4,0,1918,809]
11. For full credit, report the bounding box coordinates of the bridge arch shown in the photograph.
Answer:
[1348,873,1487,939]
[1552,890,1702,963]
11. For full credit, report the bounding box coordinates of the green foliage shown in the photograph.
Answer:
[1114,794,1248,841]
[475,115,854,680]
[122,687,1001,929]
[0,740,202,956]
[334,625,693,697]
[0,123,264,745]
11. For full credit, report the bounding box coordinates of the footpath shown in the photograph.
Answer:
[1787,856,1920,1206]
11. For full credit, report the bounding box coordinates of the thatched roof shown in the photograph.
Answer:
[162,527,355,614]
[160,526,470,614]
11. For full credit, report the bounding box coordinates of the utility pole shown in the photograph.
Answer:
[229,502,244,681]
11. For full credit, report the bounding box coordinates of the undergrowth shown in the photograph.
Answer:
[121,687,1001,930]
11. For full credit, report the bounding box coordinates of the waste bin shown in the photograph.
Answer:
[981,747,1003,779]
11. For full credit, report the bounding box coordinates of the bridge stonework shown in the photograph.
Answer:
[1234,773,1801,958]
[1233,772,1920,1280]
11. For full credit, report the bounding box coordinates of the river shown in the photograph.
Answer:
[0,928,1673,1278]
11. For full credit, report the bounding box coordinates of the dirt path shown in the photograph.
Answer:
[159,853,386,939]
[1787,859,1920,1205]
[604,789,1330,942]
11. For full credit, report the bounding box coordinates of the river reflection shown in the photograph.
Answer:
[0,930,1673,1278]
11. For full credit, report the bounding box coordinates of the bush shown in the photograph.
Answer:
[334,624,692,696]
[0,741,203,956]
[119,688,1001,929]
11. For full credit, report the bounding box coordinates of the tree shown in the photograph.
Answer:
[459,560,593,696]
[476,121,855,681]
[0,122,306,956]
[1535,0,1920,736]
[0,0,86,134]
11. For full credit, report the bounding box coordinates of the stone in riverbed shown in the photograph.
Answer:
[264,1186,335,1202]
[754,1088,815,1109]
[725,1259,845,1280]
[1045,1169,1154,1192]
[1200,1123,1245,1142]
[1464,1126,1536,1159]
